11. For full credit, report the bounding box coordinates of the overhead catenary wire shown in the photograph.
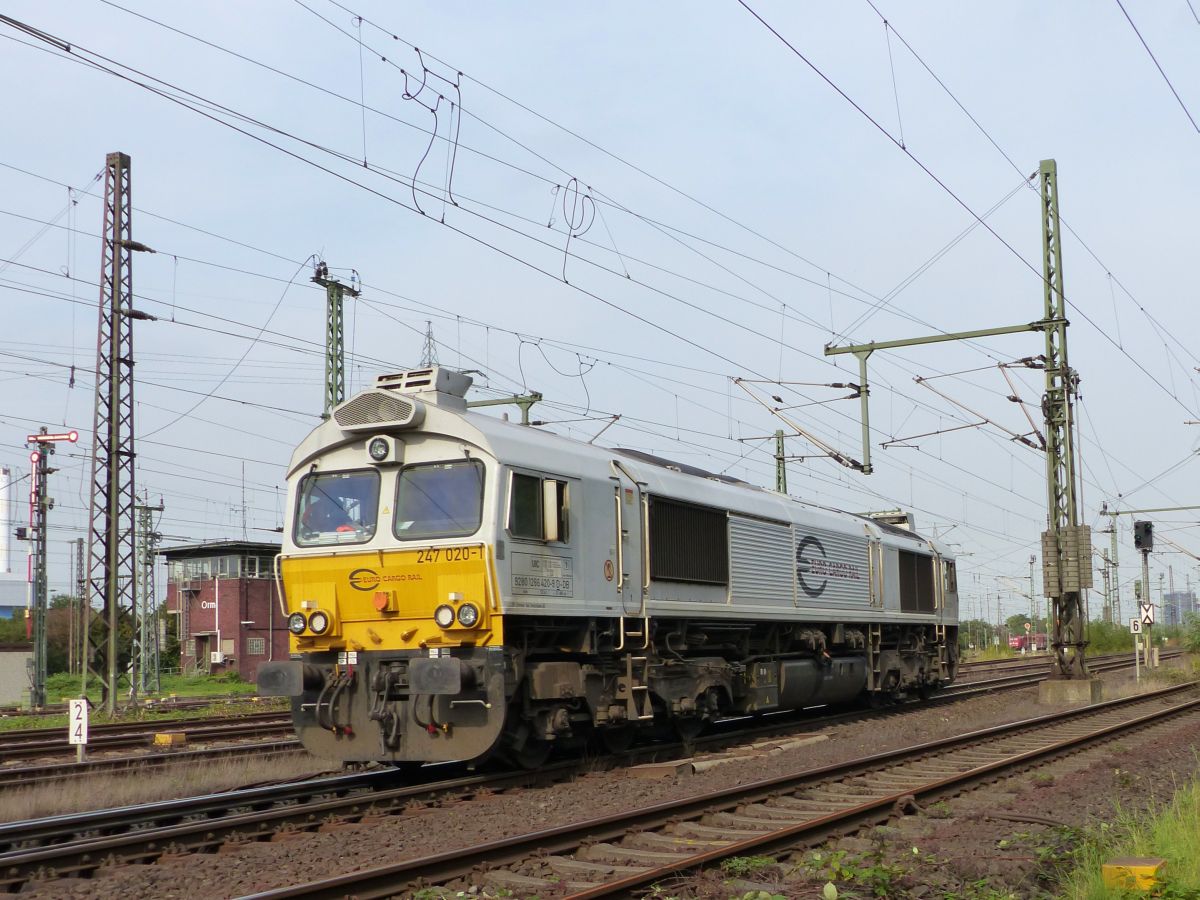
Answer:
[0,10,1180,607]
[737,0,1199,420]
[1113,0,1200,135]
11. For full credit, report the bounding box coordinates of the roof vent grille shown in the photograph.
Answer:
[333,391,424,432]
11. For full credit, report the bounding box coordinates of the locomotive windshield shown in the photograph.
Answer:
[394,460,485,540]
[294,469,380,546]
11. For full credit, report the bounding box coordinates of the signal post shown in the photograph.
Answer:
[24,428,79,708]
[1134,520,1155,669]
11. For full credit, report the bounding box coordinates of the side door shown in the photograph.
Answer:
[609,459,646,619]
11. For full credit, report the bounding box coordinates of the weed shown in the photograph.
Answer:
[721,855,778,878]
[927,800,953,819]
[1113,767,1141,789]
[801,847,908,897]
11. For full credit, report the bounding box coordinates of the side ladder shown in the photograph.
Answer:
[616,653,655,722]
[868,623,882,691]
[935,622,949,680]
[615,614,650,651]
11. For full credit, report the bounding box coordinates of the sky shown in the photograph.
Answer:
[0,1,1197,629]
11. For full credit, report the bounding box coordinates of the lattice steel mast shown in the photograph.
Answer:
[312,261,359,417]
[1038,159,1090,679]
[135,498,164,694]
[823,159,1093,681]
[86,152,154,714]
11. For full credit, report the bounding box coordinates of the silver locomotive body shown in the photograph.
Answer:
[259,368,959,765]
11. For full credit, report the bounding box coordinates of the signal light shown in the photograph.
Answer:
[1134,520,1154,551]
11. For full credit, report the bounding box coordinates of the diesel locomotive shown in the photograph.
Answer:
[258,367,960,766]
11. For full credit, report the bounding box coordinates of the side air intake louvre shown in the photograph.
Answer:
[333,391,425,432]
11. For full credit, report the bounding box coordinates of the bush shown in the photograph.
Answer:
[1086,620,1135,653]
[1182,614,1200,653]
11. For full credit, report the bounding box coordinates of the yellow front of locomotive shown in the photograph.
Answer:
[258,369,511,764]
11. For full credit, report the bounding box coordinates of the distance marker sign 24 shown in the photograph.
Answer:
[68,699,88,745]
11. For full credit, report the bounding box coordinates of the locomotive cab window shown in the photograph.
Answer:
[508,471,569,542]
[944,559,958,594]
[394,459,485,540]
[295,469,380,546]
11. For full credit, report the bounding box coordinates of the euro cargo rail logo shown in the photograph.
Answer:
[795,536,864,597]
[795,536,828,597]
[349,568,381,591]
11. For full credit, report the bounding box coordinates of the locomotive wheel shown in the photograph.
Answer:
[673,715,705,742]
[600,724,635,754]
[501,712,553,769]
[509,736,552,769]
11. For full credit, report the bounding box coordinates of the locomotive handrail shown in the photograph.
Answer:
[272,552,286,617]
[482,541,500,612]
[612,488,624,591]
[641,494,650,593]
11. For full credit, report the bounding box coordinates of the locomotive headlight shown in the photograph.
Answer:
[433,604,456,628]
[287,612,307,635]
[368,436,390,462]
[308,610,330,635]
[456,603,480,628]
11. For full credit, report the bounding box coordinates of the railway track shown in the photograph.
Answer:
[956,649,1168,682]
[0,739,307,789]
[0,711,292,763]
[0,694,270,720]
[245,681,1200,899]
[0,659,1069,794]
[0,650,1172,892]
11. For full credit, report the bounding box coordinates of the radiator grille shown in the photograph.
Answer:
[648,496,728,585]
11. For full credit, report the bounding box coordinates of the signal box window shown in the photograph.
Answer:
[295,469,380,547]
[394,460,485,540]
[508,472,569,542]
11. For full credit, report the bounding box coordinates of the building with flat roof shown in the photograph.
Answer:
[1164,590,1198,627]
[159,540,287,682]
[0,642,33,704]
[0,579,25,620]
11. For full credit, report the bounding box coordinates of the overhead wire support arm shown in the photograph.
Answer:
[912,376,1044,451]
[818,160,1091,682]
[823,319,1058,476]
[734,378,867,473]
[880,419,988,450]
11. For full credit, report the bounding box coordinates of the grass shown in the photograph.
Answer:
[1059,775,1200,898]
[43,669,259,703]
[0,685,286,732]
[0,753,342,823]
[962,647,1021,662]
